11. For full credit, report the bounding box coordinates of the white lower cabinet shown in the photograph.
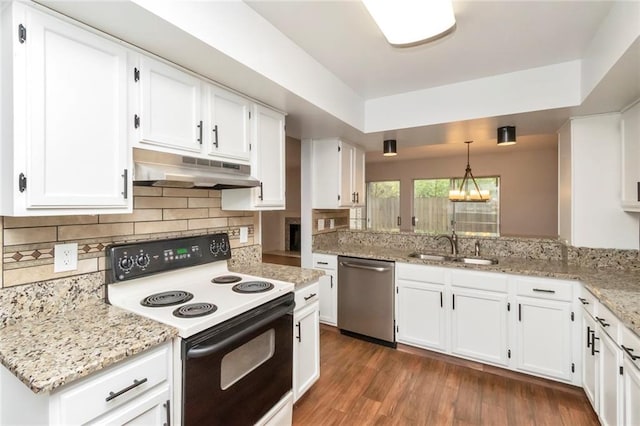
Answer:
[396,279,447,352]
[598,330,622,426]
[312,254,338,326]
[451,288,509,366]
[514,297,573,381]
[0,342,172,425]
[623,356,640,425]
[293,282,320,403]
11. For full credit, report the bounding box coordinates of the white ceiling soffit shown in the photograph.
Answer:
[38,0,640,154]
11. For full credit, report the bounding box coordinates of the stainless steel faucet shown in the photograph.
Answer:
[474,240,481,256]
[437,223,459,256]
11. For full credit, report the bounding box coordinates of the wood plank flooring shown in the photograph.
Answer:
[293,327,599,425]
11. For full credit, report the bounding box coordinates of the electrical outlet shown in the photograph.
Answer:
[239,227,248,243]
[54,243,78,272]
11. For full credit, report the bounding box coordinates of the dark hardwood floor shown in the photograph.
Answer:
[293,326,599,425]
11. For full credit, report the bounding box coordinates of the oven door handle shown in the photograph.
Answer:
[186,302,293,359]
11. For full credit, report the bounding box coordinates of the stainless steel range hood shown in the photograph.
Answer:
[133,148,260,189]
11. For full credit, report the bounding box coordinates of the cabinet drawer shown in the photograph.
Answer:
[595,303,621,343]
[450,269,508,293]
[514,276,574,301]
[52,343,170,425]
[577,286,598,317]
[621,326,640,370]
[396,262,446,284]
[312,253,337,270]
[295,281,320,310]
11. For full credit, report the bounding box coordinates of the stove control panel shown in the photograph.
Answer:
[105,233,232,282]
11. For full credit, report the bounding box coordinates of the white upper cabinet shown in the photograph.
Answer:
[205,85,251,162]
[221,104,285,210]
[621,99,640,212]
[312,138,365,209]
[1,2,132,215]
[137,55,203,153]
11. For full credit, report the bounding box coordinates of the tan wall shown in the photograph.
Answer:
[366,146,558,237]
[0,187,258,288]
[262,137,302,252]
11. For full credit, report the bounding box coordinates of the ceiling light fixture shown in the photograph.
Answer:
[383,139,397,156]
[449,141,490,202]
[362,0,456,47]
[497,126,516,146]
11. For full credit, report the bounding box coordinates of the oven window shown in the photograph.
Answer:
[220,328,276,390]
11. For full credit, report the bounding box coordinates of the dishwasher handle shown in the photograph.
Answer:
[339,261,392,273]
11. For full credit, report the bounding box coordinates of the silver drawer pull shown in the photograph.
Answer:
[304,293,317,301]
[105,378,148,402]
[532,288,555,294]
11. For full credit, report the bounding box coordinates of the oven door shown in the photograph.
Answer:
[182,293,294,426]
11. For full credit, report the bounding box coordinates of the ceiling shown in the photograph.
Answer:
[245,0,638,160]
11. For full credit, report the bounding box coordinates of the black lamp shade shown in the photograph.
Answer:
[497,126,516,145]
[383,139,397,156]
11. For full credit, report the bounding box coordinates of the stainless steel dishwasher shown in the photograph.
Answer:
[337,256,396,347]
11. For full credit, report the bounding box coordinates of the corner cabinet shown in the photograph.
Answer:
[621,99,640,212]
[1,2,132,216]
[312,138,365,209]
[221,105,286,210]
[293,282,320,402]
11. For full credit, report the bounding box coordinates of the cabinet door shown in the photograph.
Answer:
[621,101,640,211]
[26,8,130,209]
[252,105,285,208]
[396,280,446,351]
[338,141,353,207]
[582,312,599,410]
[318,272,337,326]
[206,86,251,162]
[451,288,509,366]
[623,357,640,426]
[139,55,202,153]
[599,331,622,426]
[514,297,573,381]
[352,146,366,207]
[91,385,171,425]
[293,303,320,402]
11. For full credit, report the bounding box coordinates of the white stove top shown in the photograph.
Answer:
[107,262,294,338]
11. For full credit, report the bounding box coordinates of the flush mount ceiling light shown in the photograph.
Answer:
[383,139,397,156]
[497,126,517,146]
[449,141,490,202]
[362,0,456,47]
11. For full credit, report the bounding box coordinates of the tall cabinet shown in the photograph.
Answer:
[312,138,365,209]
[1,2,132,216]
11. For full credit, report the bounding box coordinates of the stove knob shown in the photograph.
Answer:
[136,254,150,268]
[219,240,229,254]
[209,242,219,255]
[118,256,134,272]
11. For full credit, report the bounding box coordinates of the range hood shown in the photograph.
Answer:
[133,148,260,189]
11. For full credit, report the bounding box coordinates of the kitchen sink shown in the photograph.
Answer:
[408,252,452,261]
[452,257,499,265]
[408,252,498,265]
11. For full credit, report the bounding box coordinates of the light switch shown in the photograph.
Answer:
[239,227,248,243]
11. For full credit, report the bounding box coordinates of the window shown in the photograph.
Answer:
[413,177,500,236]
[366,181,400,231]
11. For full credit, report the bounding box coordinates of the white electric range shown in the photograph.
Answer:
[105,233,295,426]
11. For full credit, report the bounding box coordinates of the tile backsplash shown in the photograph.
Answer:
[1,187,259,288]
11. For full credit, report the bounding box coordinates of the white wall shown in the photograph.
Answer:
[559,113,639,249]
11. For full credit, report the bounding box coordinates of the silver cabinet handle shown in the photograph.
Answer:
[339,261,391,272]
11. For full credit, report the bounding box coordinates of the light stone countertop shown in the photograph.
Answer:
[315,245,640,337]
[230,262,325,290]
[0,301,177,394]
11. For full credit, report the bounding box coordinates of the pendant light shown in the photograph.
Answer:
[383,139,397,156]
[448,141,490,202]
[497,126,516,146]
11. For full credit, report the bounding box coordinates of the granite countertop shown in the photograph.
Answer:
[0,301,177,394]
[230,262,325,290]
[315,245,640,337]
